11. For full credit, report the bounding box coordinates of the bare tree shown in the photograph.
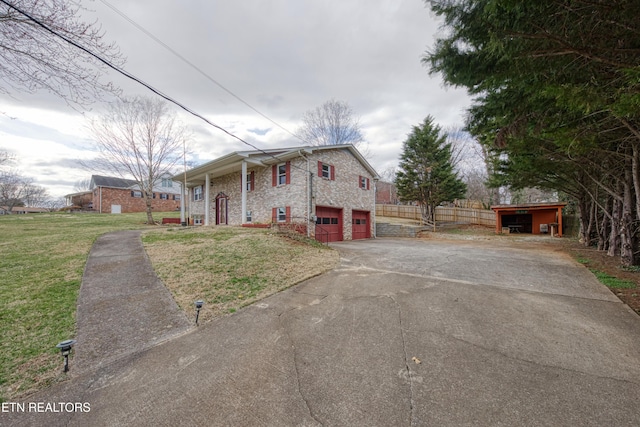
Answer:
[89,96,188,224]
[42,196,66,211]
[297,99,365,148]
[0,171,50,211]
[0,150,13,167]
[21,181,49,206]
[0,0,123,107]
[73,177,92,192]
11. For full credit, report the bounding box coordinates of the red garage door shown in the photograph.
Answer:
[352,210,370,240]
[315,206,343,243]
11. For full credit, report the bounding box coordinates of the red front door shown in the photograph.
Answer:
[315,206,342,243]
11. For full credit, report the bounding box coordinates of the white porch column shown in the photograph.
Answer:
[241,161,247,224]
[205,173,210,226]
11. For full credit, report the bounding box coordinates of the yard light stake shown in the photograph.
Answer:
[195,300,204,325]
[56,339,77,372]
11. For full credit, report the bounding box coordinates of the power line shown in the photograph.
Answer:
[0,0,311,172]
[97,0,309,145]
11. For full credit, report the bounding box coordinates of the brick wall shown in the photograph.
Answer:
[92,187,180,213]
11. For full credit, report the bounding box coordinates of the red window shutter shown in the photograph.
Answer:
[330,165,335,180]
[358,175,362,188]
[272,165,277,186]
[240,174,243,191]
[285,161,291,185]
[250,171,255,191]
[318,161,323,177]
[272,207,277,223]
[286,206,291,223]
[366,178,370,190]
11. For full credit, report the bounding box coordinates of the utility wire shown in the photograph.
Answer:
[97,0,310,145]
[0,0,310,172]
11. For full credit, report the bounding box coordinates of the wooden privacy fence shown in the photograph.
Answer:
[376,204,496,227]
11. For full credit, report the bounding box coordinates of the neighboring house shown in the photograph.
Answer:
[0,206,49,214]
[375,181,399,205]
[176,145,379,242]
[65,173,181,213]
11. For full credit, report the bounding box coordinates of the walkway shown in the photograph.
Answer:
[74,230,190,373]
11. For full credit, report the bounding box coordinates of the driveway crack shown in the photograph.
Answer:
[387,295,415,426]
[278,310,324,426]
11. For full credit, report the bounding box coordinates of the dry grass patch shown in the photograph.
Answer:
[143,227,339,322]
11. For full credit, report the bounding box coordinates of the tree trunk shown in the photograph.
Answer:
[620,171,637,266]
[578,194,593,246]
[607,193,621,257]
[144,187,155,224]
[597,196,610,251]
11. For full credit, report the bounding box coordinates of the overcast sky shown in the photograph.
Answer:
[0,0,472,198]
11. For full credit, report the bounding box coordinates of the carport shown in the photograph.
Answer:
[492,202,567,236]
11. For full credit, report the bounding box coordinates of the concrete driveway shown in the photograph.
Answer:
[5,237,640,426]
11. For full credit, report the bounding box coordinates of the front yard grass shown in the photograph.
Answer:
[0,212,173,402]
[0,213,336,402]
[142,227,339,323]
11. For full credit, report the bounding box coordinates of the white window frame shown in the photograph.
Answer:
[160,193,169,200]
[246,210,252,223]
[161,178,173,188]
[194,185,203,201]
[193,215,203,225]
[321,163,330,179]
[132,190,142,198]
[246,173,253,192]
[360,176,369,189]
[277,207,286,222]
[277,163,287,185]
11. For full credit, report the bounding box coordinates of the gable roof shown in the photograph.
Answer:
[175,144,379,185]
[91,175,138,189]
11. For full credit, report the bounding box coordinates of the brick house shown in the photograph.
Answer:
[177,145,379,242]
[65,174,181,213]
[375,181,399,205]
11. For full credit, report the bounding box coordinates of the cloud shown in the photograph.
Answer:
[0,0,473,198]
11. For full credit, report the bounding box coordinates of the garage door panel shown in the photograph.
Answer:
[352,210,370,240]
[315,206,342,242]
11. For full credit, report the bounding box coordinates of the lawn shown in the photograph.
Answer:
[0,211,177,401]
[0,212,338,402]
[142,227,338,323]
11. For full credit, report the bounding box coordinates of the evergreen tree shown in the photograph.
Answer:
[395,116,466,223]
[424,0,640,266]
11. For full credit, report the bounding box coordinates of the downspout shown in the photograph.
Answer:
[298,150,312,237]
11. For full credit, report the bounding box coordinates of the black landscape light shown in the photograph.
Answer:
[195,300,204,326]
[56,339,77,372]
